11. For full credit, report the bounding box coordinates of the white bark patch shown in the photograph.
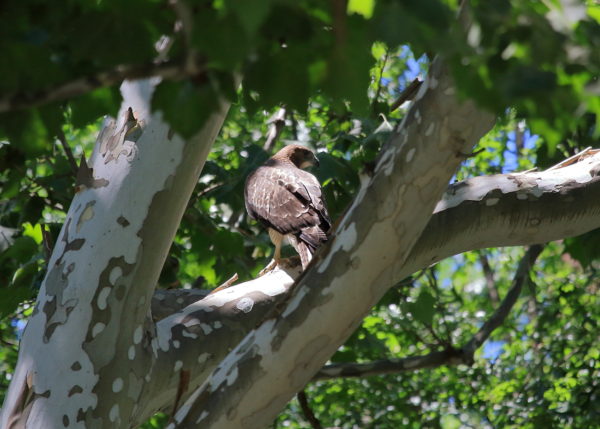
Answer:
[181,330,198,339]
[425,123,435,136]
[236,297,254,313]
[197,353,209,364]
[436,152,600,213]
[375,147,396,176]
[112,378,123,393]
[109,404,120,423]
[96,287,111,310]
[318,222,357,273]
[281,285,311,318]
[213,321,222,329]
[405,148,416,163]
[174,360,183,372]
[133,326,143,344]
[92,322,105,338]
[415,109,423,124]
[109,266,122,285]
[209,366,239,393]
[200,323,213,335]
[76,202,95,233]
[172,340,180,348]
[485,198,499,206]
[128,345,136,360]
[196,410,209,424]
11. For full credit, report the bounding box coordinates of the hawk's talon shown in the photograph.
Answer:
[258,258,279,277]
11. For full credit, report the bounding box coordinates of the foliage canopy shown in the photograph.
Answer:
[1,0,599,427]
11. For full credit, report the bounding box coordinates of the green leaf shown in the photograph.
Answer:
[0,236,38,264]
[408,290,436,325]
[11,261,39,288]
[152,80,220,139]
[348,0,375,19]
[0,286,34,318]
[227,0,272,36]
[69,87,121,129]
[0,110,50,156]
[564,228,600,268]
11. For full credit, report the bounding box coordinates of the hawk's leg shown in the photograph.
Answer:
[259,229,283,276]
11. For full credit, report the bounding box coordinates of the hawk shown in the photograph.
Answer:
[244,144,331,271]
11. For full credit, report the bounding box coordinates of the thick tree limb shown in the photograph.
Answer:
[169,55,496,428]
[313,244,544,381]
[151,151,600,322]
[133,151,600,426]
[0,59,203,113]
[0,78,230,428]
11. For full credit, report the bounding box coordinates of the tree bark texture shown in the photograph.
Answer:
[169,57,498,428]
[0,79,230,428]
[3,68,600,429]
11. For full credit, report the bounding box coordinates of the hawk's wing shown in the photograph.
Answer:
[244,164,331,248]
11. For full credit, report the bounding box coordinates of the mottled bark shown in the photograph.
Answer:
[169,56,498,428]
[0,79,230,428]
[4,53,600,429]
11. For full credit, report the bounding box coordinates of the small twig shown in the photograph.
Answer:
[56,129,79,175]
[463,245,544,356]
[424,323,450,348]
[169,0,200,76]
[0,336,17,347]
[515,120,525,151]
[208,273,239,295]
[263,107,287,153]
[478,251,499,305]
[456,147,485,159]
[371,47,390,111]
[390,78,423,111]
[297,390,322,429]
[427,268,454,344]
[547,147,597,170]
[41,224,54,263]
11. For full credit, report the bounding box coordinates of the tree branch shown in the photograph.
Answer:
[462,244,543,357]
[297,390,322,429]
[390,78,423,111]
[56,129,79,176]
[169,54,496,428]
[151,151,600,323]
[313,244,544,380]
[135,151,600,425]
[0,59,204,113]
[263,107,287,153]
[478,251,499,305]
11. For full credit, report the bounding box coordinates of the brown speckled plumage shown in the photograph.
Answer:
[244,145,331,269]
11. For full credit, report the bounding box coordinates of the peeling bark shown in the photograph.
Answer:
[169,56,498,428]
[4,55,600,429]
[0,79,230,428]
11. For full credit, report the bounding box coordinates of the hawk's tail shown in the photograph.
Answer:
[295,240,313,270]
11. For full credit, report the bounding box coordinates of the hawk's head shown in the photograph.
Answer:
[274,144,319,169]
